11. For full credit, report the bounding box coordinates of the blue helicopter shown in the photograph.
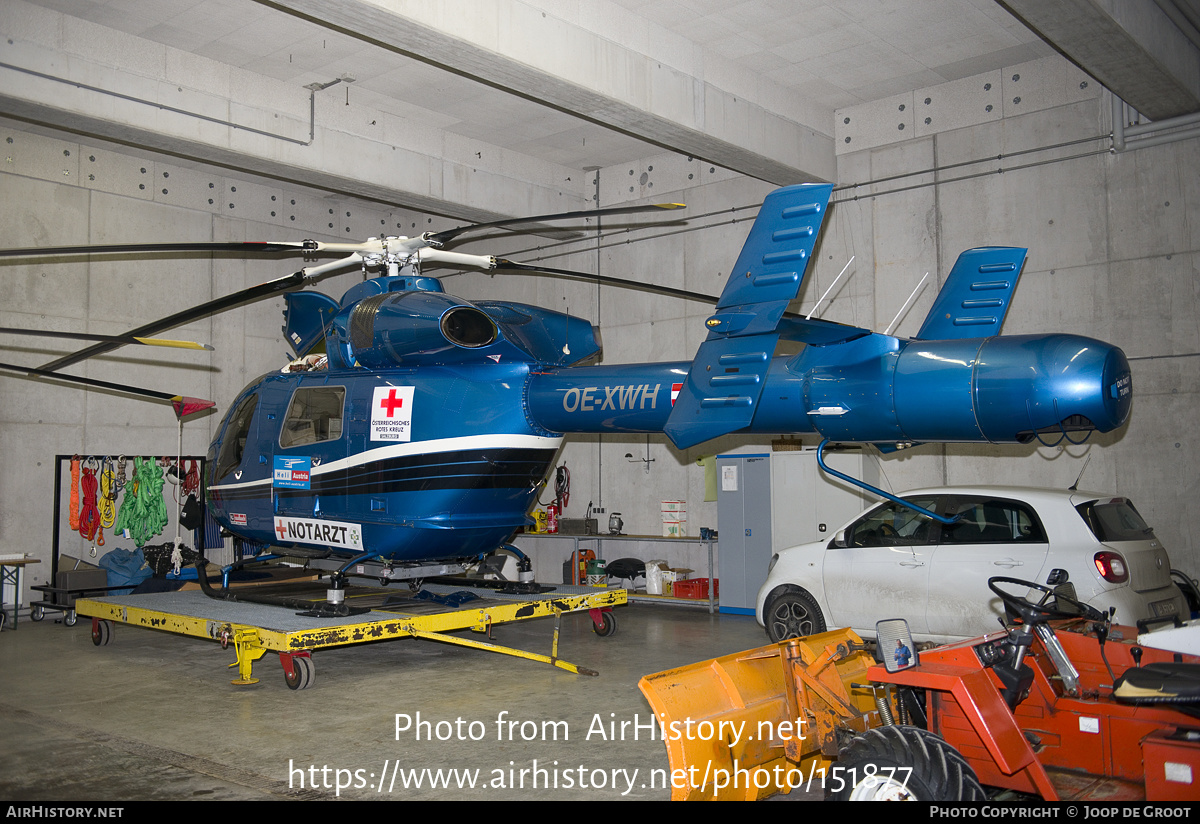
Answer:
[1,183,1131,611]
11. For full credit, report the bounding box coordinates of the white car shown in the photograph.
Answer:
[756,486,1187,644]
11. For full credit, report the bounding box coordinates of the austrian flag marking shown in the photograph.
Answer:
[671,383,683,406]
[371,385,415,442]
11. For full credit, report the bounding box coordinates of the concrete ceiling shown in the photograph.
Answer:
[3,0,1199,214]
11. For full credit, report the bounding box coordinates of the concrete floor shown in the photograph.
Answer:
[0,598,819,801]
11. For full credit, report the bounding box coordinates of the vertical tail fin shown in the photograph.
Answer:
[664,184,832,449]
[914,247,1028,340]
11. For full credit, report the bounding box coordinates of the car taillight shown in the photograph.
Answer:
[1094,550,1129,583]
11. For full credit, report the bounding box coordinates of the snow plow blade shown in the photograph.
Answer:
[638,629,883,800]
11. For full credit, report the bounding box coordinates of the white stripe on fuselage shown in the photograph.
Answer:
[209,433,563,492]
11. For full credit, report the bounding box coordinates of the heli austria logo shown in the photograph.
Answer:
[273,456,311,489]
[371,386,415,442]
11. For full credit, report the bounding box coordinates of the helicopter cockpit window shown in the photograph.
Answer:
[280,387,345,448]
[215,393,257,481]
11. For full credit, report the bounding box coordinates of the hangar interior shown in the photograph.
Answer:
[1,0,1198,802]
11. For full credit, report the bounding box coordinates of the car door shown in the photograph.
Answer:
[820,496,941,635]
[925,495,1050,638]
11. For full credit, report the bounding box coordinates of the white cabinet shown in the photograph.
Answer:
[717,448,879,614]
[770,448,880,552]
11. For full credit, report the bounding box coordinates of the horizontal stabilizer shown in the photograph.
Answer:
[663,334,779,449]
[666,183,831,449]
[777,316,872,346]
[915,247,1028,340]
[712,183,833,327]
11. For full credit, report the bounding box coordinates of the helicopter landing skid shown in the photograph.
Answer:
[305,556,468,587]
[195,556,372,618]
[426,575,554,596]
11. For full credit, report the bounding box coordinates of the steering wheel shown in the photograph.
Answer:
[869,522,898,546]
[988,576,1107,625]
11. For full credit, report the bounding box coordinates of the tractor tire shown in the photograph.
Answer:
[764,588,826,642]
[829,725,986,801]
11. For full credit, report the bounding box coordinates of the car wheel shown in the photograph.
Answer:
[829,726,986,801]
[764,588,826,642]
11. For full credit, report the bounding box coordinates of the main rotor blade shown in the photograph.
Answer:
[0,241,318,259]
[0,360,211,408]
[492,259,822,324]
[39,270,308,372]
[0,327,214,351]
[430,203,685,246]
[492,258,719,305]
[0,203,685,262]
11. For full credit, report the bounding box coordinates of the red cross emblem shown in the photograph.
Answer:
[275,520,288,540]
[379,388,405,418]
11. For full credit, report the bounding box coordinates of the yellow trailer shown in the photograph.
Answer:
[76,582,625,689]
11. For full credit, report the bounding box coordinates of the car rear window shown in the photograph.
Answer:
[1075,498,1157,542]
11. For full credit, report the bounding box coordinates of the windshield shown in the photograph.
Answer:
[215,393,257,480]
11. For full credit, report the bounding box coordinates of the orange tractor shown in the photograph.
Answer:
[639,576,1200,801]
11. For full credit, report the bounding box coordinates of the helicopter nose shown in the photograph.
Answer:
[974,334,1132,442]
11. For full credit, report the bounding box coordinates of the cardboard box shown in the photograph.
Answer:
[661,500,686,537]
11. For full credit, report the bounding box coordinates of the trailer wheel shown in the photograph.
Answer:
[764,588,825,642]
[284,655,314,691]
[30,605,44,622]
[64,610,77,627]
[830,726,985,801]
[91,620,112,646]
[593,611,617,637]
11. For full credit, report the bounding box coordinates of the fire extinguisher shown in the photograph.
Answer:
[546,503,559,534]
